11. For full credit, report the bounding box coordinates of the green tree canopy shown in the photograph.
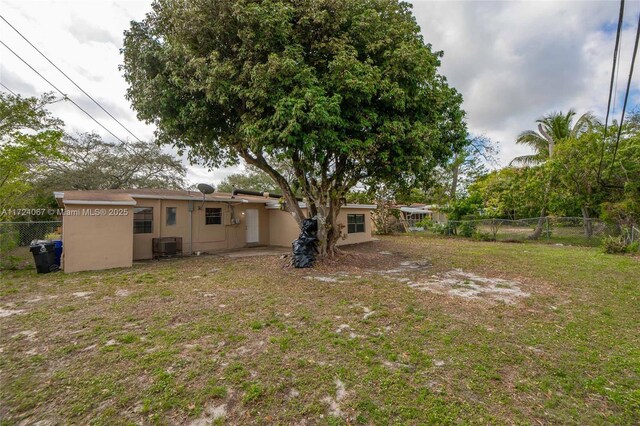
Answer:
[0,92,64,216]
[550,112,640,231]
[121,0,466,255]
[37,132,186,192]
[216,167,278,194]
[511,109,597,166]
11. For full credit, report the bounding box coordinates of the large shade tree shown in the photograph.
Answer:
[121,0,466,255]
[38,132,186,191]
[0,92,64,216]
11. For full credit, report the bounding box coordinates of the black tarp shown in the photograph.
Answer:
[292,218,318,268]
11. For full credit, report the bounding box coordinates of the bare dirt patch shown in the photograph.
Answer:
[408,269,529,304]
[322,378,348,418]
[189,402,227,426]
[0,306,25,317]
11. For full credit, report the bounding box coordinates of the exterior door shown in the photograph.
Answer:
[245,209,259,244]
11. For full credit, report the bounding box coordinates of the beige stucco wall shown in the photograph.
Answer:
[432,210,448,224]
[228,204,270,248]
[336,208,373,245]
[268,208,373,247]
[62,204,133,273]
[268,209,302,248]
[131,199,270,259]
[61,195,372,273]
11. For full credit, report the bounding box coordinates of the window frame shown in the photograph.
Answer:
[205,207,223,225]
[347,213,365,234]
[133,207,153,234]
[166,206,177,226]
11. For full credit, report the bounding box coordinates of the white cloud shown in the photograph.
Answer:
[1,0,638,180]
[412,0,640,166]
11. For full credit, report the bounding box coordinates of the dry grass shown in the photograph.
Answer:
[1,235,638,425]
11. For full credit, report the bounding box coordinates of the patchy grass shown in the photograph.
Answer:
[0,236,638,424]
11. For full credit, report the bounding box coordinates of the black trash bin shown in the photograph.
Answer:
[29,240,59,273]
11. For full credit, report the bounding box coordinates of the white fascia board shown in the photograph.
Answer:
[344,204,376,209]
[130,194,249,203]
[55,191,250,204]
[400,207,430,213]
[265,202,376,210]
[63,200,138,206]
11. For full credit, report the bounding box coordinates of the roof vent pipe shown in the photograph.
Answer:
[232,188,303,201]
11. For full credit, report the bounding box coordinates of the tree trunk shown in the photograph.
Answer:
[528,168,553,240]
[450,153,460,200]
[239,150,306,227]
[238,149,346,259]
[528,206,547,240]
[310,192,341,258]
[582,206,593,238]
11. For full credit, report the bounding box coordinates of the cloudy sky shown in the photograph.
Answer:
[1,0,638,186]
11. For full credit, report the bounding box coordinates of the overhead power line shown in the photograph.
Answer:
[0,39,130,145]
[0,14,145,143]
[597,0,626,183]
[0,81,17,96]
[607,11,640,179]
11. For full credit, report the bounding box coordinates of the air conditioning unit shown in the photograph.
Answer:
[153,237,183,258]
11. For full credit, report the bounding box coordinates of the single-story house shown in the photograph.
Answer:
[398,204,447,231]
[53,189,375,273]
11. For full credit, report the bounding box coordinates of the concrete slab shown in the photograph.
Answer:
[223,246,290,258]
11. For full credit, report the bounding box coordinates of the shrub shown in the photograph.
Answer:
[429,222,456,236]
[458,221,477,238]
[416,218,433,230]
[472,232,495,242]
[601,236,629,254]
[0,231,21,270]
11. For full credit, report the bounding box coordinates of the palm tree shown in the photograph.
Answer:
[510,110,597,239]
[510,109,597,166]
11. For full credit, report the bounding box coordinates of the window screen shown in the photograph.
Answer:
[166,207,176,226]
[133,207,153,234]
[347,214,365,234]
[205,207,222,225]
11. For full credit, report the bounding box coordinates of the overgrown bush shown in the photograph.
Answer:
[45,232,61,240]
[0,231,21,270]
[601,236,637,254]
[416,217,433,230]
[428,222,456,236]
[472,231,495,242]
[458,221,477,237]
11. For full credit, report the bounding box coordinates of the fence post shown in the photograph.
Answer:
[545,217,550,241]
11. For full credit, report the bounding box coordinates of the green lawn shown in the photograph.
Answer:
[1,236,638,425]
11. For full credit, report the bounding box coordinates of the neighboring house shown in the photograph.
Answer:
[54,189,375,273]
[398,204,447,231]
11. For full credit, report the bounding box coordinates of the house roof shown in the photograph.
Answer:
[54,189,273,204]
[400,206,433,214]
[59,191,137,206]
[54,189,376,209]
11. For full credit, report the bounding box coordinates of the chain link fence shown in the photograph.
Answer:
[406,217,633,247]
[0,221,62,270]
